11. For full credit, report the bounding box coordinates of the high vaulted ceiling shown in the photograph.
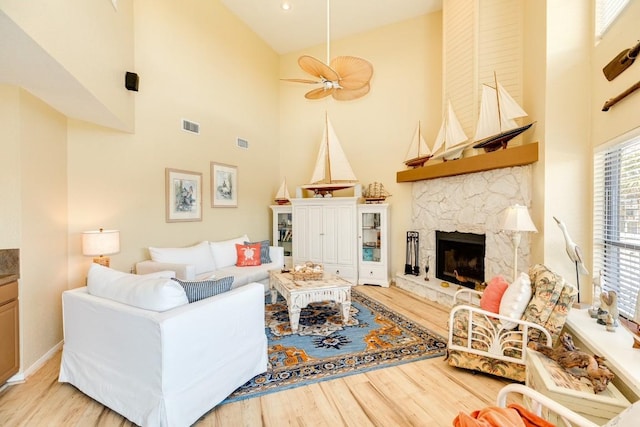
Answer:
[220,0,443,54]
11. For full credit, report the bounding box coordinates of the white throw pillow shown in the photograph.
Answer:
[209,234,249,268]
[87,263,188,312]
[499,272,532,330]
[149,241,216,275]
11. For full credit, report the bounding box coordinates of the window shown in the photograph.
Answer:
[593,129,640,321]
[595,0,630,38]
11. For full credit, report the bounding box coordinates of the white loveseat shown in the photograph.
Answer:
[59,265,268,427]
[135,235,284,292]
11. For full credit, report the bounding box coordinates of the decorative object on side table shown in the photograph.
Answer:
[588,271,603,318]
[529,332,614,394]
[553,216,589,305]
[599,290,619,329]
[500,204,537,282]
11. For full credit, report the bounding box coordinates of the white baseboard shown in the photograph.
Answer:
[4,341,63,386]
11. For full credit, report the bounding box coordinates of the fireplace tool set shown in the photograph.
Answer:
[404,231,420,276]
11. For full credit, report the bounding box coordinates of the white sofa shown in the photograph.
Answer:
[135,235,284,292]
[59,265,268,427]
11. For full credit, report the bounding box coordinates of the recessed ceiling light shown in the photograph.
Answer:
[281,2,292,11]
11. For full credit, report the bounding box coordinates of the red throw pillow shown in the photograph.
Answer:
[479,275,509,314]
[235,243,262,266]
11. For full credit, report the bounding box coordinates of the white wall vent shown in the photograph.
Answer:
[181,119,200,135]
[236,137,249,149]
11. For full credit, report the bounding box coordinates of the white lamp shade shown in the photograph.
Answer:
[500,205,537,232]
[82,229,120,256]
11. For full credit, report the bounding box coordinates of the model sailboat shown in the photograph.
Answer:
[429,101,472,161]
[301,114,358,194]
[274,178,291,205]
[404,122,432,168]
[473,74,534,152]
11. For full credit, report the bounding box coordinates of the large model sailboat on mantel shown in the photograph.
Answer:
[301,113,358,195]
[473,73,534,152]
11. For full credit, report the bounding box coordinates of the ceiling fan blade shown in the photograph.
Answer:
[332,83,370,101]
[299,55,339,81]
[305,87,334,100]
[330,56,374,90]
[280,78,321,84]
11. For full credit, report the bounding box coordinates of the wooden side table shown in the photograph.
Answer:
[525,348,630,425]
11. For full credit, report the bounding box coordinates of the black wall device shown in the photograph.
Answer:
[125,72,139,91]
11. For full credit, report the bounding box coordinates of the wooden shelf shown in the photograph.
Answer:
[396,142,539,183]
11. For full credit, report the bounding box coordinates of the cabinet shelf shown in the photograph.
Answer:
[396,142,538,182]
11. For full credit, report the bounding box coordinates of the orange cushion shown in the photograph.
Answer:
[479,275,509,313]
[235,243,262,266]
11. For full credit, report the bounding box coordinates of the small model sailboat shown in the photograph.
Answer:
[274,178,291,205]
[430,100,472,161]
[404,122,432,168]
[301,114,358,194]
[362,182,391,203]
[473,74,534,152]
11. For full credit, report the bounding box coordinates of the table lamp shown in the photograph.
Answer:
[82,228,120,267]
[500,205,537,282]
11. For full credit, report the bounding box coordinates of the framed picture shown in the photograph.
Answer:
[211,162,238,207]
[165,168,202,222]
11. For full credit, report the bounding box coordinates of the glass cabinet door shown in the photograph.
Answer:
[361,212,382,263]
[277,212,292,258]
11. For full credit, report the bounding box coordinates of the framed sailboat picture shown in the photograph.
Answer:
[211,162,238,207]
[165,168,202,222]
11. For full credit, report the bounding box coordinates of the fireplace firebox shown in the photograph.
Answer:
[435,231,485,289]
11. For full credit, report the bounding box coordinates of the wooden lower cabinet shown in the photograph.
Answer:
[0,278,19,384]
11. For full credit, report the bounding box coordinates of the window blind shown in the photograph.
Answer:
[594,132,640,320]
[595,0,630,38]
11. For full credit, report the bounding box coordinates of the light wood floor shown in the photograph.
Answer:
[0,285,514,426]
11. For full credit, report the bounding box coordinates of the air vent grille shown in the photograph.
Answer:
[237,138,249,149]
[181,119,200,135]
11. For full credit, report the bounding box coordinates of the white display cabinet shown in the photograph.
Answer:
[357,204,390,287]
[270,205,293,268]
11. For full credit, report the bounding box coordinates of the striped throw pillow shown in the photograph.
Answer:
[171,276,234,303]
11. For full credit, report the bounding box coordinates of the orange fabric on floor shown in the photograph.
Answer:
[452,403,555,427]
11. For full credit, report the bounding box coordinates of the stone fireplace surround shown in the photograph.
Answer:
[396,165,534,306]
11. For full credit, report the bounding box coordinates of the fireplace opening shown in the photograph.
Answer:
[435,231,485,289]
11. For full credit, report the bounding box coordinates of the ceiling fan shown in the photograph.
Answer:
[282,0,374,101]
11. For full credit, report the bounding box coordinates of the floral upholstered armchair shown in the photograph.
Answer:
[447,264,578,381]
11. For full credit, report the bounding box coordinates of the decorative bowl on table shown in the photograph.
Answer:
[292,262,324,280]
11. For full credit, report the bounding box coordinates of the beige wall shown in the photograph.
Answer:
[0,86,68,374]
[591,0,640,145]
[67,0,280,285]
[0,0,135,131]
[279,13,443,277]
[19,91,68,370]
[0,86,21,247]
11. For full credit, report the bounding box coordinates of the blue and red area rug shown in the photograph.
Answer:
[223,288,447,404]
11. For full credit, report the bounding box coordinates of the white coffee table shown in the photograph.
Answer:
[269,271,352,333]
